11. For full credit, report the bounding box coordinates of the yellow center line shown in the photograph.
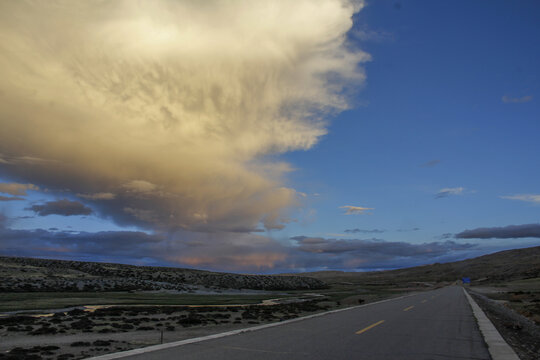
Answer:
[355,320,385,335]
[403,305,414,311]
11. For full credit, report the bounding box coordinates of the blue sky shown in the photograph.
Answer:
[280,0,540,242]
[0,0,539,273]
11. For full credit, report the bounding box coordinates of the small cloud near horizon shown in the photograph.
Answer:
[502,95,533,103]
[289,235,476,269]
[455,223,540,239]
[340,205,374,215]
[0,195,26,201]
[500,194,540,204]
[397,227,421,232]
[344,228,385,234]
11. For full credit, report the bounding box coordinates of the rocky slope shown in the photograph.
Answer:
[0,257,327,292]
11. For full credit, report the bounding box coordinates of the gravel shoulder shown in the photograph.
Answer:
[469,289,540,360]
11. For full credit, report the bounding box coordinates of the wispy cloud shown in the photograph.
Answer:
[397,227,421,232]
[351,25,394,43]
[27,199,93,217]
[500,194,540,204]
[438,233,454,240]
[455,224,540,239]
[340,205,374,215]
[502,95,533,103]
[0,196,25,202]
[420,159,440,168]
[344,228,384,234]
[435,187,464,198]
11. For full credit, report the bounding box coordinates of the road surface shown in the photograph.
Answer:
[114,286,491,360]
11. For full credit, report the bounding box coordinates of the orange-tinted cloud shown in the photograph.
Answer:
[0,1,368,234]
[169,253,287,272]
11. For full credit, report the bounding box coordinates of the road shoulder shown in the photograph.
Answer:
[463,288,520,360]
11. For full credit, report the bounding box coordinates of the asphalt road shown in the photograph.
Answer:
[120,286,491,360]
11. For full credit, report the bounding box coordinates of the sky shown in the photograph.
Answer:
[0,0,539,274]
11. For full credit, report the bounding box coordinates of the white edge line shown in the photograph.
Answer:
[462,288,520,360]
[87,292,418,359]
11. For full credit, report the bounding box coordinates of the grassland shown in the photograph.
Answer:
[471,277,540,324]
[0,292,296,312]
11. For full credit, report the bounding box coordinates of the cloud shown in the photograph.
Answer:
[0,226,166,261]
[500,194,540,204]
[351,26,394,43]
[0,155,58,165]
[344,228,384,234]
[502,95,533,103]
[455,224,540,239]
[77,192,116,200]
[396,227,420,232]
[0,216,288,272]
[340,205,374,215]
[420,159,440,168]
[0,196,25,201]
[123,180,158,194]
[435,187,464,198]
[291,236,473,256]
[0,0,369,234]
[0,215,478,273]
[438,233,453,240]
[288,235,476,270]
[28,199,93,217]
[0,182,38,196]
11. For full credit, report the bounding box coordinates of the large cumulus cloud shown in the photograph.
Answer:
[0,0,369,233]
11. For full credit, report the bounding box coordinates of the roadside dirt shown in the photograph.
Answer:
[469,290,540,360]
[0,300,330,359]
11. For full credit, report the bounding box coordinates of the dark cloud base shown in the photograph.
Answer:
[0,216,483,274]
[344,228,385,234]
[456,224,540,239]
[28,199,93,217]
[0,195,25,201]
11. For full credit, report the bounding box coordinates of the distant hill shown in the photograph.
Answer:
[2,246,538,293]
[301,246,540,285]
[0,256,327,292]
